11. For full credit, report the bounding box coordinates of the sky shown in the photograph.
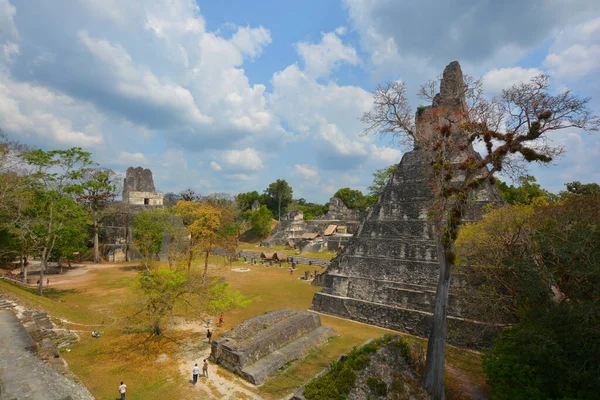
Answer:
[1,0,599,203]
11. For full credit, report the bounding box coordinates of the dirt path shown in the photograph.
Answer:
[446,364,490,400]
[177,334,264,400]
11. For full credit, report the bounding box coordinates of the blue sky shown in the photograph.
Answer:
[1,0,599,202]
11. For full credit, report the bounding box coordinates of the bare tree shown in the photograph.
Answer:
[362,62,599,399]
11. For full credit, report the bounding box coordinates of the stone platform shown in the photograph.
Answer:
[210,309,336,384]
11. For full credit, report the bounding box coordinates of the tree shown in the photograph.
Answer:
[235,190,261,213]
[130,267,250,336]
[362,65,599,398]
[132,208,173,271]
[563,180,600,196]
[264,179,293,220]
[333,188,374,211]
[174,201,237,282]
[497,175,553,205]
[296,200,328,220]
[457,195,600,399]
[244,205,273,238]
[76,168,119,263]
[20,147,96,295]
[367,163,399,197]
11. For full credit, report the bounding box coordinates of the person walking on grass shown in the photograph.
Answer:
[118,381,126,400]
[192,363,199,384]
[207,329,212,343]
[203,359,209,378]
[218,314,224,327]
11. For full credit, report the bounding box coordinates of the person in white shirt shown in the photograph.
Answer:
[192,363,200,384]
[119,381,126,400]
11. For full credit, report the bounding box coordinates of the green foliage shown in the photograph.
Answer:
[296,200,328,220]
[132,268,250,336]
[132,208,173,270]
[304,335,399,400]
[263,179,293,220]
[367,163,398,197]
[497,175,553,205]
[333,187,375,211]
[562,180,600,197]
[459,194,600,399]
[366,377,388,397]
[243,205,273,238]
[235,191,262,213]
[483,304,600,400]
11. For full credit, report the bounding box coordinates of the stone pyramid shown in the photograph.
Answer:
[310,62,503,346]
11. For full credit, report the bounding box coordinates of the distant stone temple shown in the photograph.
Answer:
[122,166,163,206]
[102,166,166,262]
[210,309,336,384]
[262,196,363,252]
[311,62,503,346]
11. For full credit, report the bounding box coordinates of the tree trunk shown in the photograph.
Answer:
[203,251,209,284]
[38,247,47,296]
[423,237,453,399]
[20,254,28,283]
[93,209,100,263]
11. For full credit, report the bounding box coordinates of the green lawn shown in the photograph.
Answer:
[0,256,488,399]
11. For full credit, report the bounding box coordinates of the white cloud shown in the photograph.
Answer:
[0,80,104,147]
[545,44,600,78]
[296,30,360,78]
[220,148,263,171]
[230,25,272,59]
[483,67,544,95]
[371,146,402,165]
[210,161,222,171]
[0,0,18,41]
[542,17,600,79]
[294,164,318,179]
[78,30,212,126]
[115,151,149,166]
[344,0,596,80]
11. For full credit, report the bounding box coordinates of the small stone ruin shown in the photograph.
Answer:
[122,166,163,206]
[262,196,363,252]
[210,309,336,385]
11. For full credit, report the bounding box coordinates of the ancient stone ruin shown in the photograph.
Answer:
[311,61,503,346]
[262,196,363,252]
[102,166,167,262]
[210,309,336,384]
[122,166,164,206]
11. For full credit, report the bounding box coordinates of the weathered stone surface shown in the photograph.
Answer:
[311,62,503,347]
[210,309,336,384]
[263,197,363,247]
[122,166,163,206]
[0,299,94,400]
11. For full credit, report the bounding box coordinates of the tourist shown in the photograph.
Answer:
[118,381,126,400]
[192,363,199,384]
[206,329,212,343]
[92,331,100,339]
[203,359,209,377]
[218,314,224,327]
[46,278,49,286]
[205,317,211,328]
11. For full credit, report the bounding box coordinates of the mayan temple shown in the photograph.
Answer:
[311,62,503,346]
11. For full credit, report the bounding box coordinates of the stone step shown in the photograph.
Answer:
[0,298,12,310]
[240,325,337,385]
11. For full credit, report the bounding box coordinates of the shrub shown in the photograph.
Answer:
[366,377,387,397]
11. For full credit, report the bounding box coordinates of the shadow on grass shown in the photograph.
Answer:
[1,279,80,300]
[119,265,140,272]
